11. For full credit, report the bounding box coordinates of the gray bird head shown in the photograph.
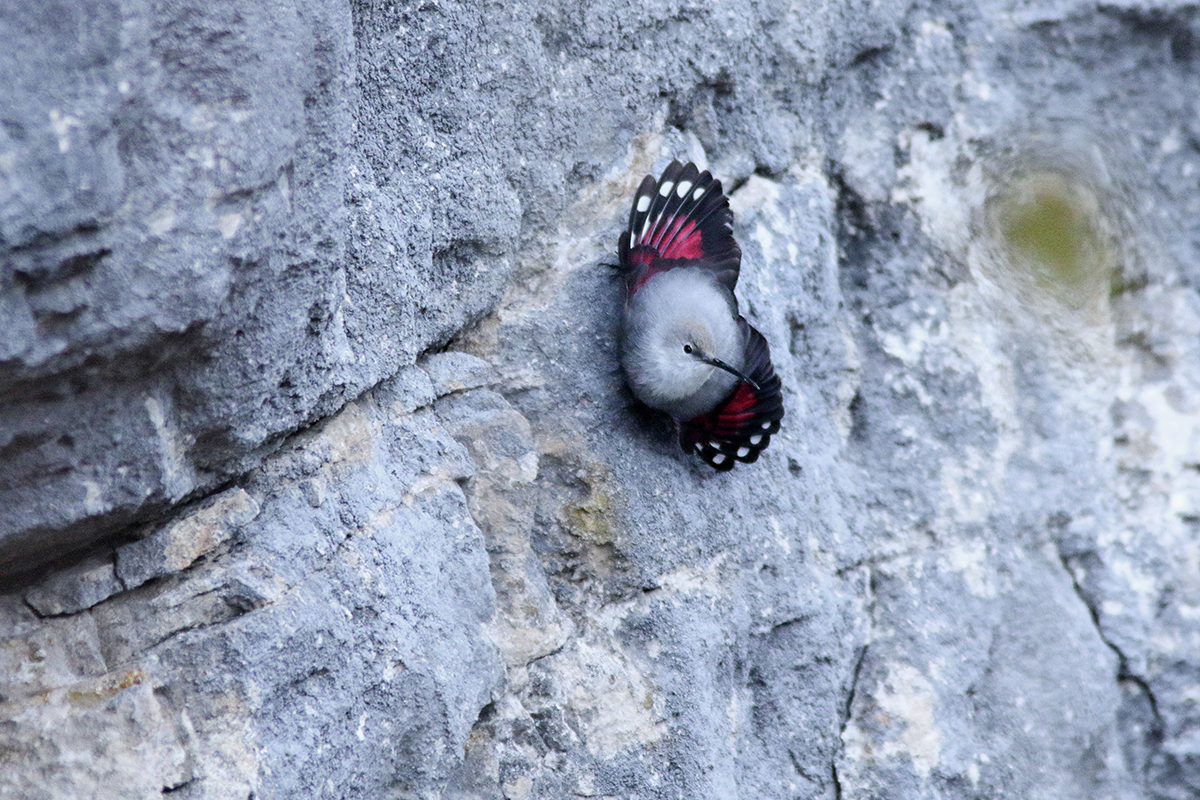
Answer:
[664,319,758,391]
[654,318,723,398]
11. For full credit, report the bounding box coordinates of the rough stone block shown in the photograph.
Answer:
[422,352,498,398]
[116,488,260,590]
[24,556,122,616]
[0,671,191,799]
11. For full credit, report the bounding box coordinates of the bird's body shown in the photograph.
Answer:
[616,161,784,470]
[622,268,742,420]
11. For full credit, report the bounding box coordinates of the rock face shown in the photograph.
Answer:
[3,0,1200,797]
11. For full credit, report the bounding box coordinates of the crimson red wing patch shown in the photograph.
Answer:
[617,160,741,298]
[679,320,784,471]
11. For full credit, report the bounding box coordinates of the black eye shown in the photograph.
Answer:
[683,344,693,354]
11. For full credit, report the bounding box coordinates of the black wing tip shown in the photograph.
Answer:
[680,399,785,472]
[688,432,778,471]
[621,159,740,290]
[628,160,729,224]
[678,323,785,471]
[741,322,785,395]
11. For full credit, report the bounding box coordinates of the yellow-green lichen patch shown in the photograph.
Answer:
[989,169,1116,306]
[564,483,616,546]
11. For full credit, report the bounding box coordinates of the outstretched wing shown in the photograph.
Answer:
[679,319,784,471]
[617,161,741,298]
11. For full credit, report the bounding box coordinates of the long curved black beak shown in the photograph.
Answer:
[703,356,760,390]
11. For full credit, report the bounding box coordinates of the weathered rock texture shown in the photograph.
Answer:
[2,0,1200,797]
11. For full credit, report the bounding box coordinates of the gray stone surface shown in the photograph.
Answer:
[115,487,260,590]
[2,0,1200,798]
[23,555,123,616]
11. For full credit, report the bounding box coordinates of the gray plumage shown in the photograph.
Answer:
[621,267,744,420]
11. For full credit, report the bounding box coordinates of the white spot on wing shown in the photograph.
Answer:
[737,447,750,458]
[693,186,706,201]
[637,195,651,213]
[750,434,763,445]
[712,453,727,465]
[708,441,721,450]
[676,180,693,198]
[659,181,674,197]
[761,421,771,430]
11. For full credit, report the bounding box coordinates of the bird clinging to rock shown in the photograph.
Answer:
[616,160,784,471]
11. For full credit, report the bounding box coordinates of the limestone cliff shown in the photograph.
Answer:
[2,1,1199,797]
